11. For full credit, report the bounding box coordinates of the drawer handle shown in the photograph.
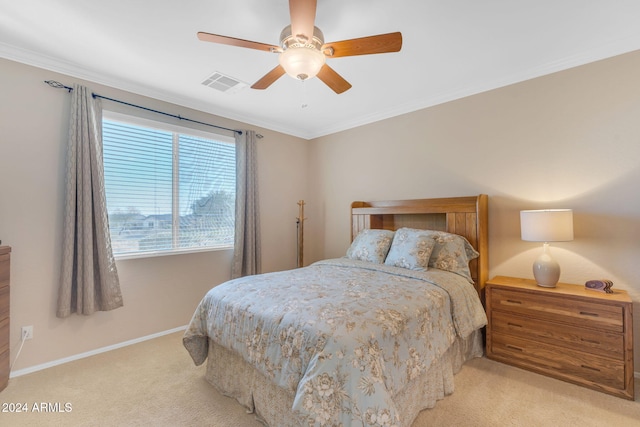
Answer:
[505,344,524,352]
[507,322,523,328]
[580,311,600,317]
[580,338,601,345]
[505,299,522,305]
[581,365,601,372]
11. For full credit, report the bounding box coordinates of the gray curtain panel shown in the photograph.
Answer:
[231,130,261,278]
[57,84,123,318]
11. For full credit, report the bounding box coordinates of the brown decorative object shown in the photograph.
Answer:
[486,275,634,400]
[296,200,306,268]
[585,279,614,293]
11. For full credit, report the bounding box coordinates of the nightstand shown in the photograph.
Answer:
[485,276,634,400]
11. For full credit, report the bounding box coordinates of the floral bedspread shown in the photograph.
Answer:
[183,258,487,427]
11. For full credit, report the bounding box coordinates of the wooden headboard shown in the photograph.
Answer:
[351,195,489,299]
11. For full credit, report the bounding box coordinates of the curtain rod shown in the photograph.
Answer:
[44,80,263,138]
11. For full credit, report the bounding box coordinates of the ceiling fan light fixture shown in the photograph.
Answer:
[197,2,401,93]
[279,46,326,81]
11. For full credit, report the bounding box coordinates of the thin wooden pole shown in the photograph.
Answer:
[297,200,306,268]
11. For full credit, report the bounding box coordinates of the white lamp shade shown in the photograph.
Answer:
[520,209,573,242]
[279,47,326,81]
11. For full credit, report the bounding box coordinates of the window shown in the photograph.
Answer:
[102,112,235,258]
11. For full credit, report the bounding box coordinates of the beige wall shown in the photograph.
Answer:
[307,50,640,370]
[3,48,640,373]
[0,58,309,371]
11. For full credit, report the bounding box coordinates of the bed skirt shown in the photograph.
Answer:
[204,329,484,427]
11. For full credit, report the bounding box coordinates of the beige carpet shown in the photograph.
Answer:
[2,331,639,426]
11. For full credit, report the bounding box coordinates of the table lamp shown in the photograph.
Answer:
[520,209,574,287]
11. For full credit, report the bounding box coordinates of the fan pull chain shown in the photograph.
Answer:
[301,79,308,109]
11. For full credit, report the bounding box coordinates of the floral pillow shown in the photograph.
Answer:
[346,229,395,264]
[426,230,479,283]
[384,228,436,271]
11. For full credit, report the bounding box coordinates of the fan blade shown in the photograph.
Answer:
[316,64,352,94]
[289,0,317,42]
[251,65,286,90]
[197,32,279,52]
[323,32,402,58]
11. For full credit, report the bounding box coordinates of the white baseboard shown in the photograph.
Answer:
[10,325,187,378]
[10,327,640,382]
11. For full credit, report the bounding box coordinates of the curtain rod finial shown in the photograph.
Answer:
[44,80,73,92]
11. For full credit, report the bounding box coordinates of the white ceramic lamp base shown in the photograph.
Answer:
[532,243,560,287]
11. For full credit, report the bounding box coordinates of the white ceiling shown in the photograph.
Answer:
[2,1,640,139]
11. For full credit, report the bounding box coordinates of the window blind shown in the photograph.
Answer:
[103,118,235,257]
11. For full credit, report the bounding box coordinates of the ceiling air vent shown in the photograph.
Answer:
[201,71,247,94]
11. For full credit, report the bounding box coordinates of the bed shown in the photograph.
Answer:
[184,195,489,427]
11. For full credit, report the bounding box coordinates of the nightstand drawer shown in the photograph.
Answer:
[491,310,624,359]
[0,285,8,320]
[489,288,624,332]
[0,253,9,285]
[491,333,626,391]
[0,317,8,354]
[0,350,8,391]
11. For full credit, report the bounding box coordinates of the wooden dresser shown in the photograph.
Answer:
[486,276,634,400]
[0,246,10,392]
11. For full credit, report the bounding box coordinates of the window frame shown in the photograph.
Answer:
[102,110,236,260]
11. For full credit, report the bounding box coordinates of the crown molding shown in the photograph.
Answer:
[3,34,640,141]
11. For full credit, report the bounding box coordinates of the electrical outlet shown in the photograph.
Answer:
[22,325,33,340]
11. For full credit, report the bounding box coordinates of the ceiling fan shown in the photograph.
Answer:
[197,0,402,94]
